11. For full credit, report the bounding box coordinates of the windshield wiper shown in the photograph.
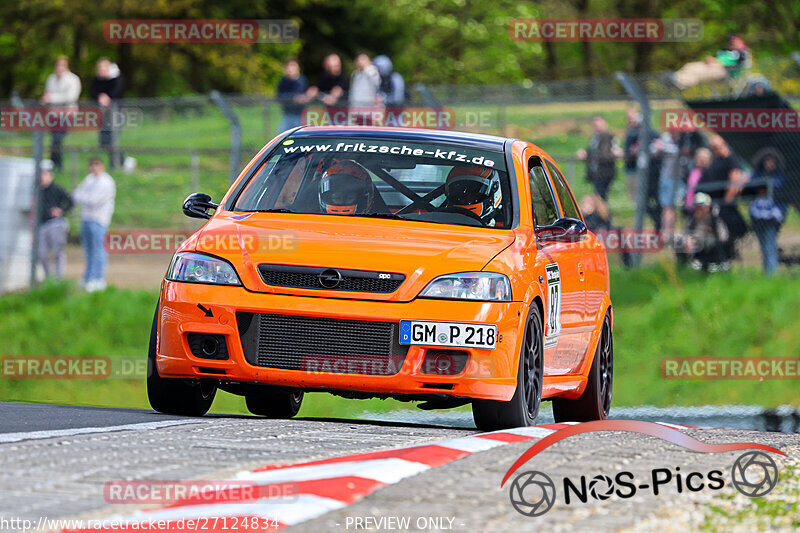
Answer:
[254,208,294,213]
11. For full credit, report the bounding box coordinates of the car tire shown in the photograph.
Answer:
[147,305,217,416]
[552,313,613,422]
[245,389,304,418]
[472,303,543,431]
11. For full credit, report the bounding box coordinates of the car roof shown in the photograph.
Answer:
[291,126,512,152]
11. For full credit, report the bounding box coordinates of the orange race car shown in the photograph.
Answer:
[148,126,613,430]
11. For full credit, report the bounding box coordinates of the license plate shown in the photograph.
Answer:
[399,320,497,349]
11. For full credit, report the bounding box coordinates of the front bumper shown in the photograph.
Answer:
[157,281,526,401]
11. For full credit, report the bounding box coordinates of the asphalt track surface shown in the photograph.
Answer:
[0,403,187,434]
[1,402,798,532]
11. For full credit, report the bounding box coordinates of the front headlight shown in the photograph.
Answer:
[167,252,241,285]
[419,272,511,301]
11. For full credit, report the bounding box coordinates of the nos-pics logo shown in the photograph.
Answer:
[502,420,782,517]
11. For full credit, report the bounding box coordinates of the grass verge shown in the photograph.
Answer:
[1,264,799,417]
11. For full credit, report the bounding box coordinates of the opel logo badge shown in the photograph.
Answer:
[318,269,342,289]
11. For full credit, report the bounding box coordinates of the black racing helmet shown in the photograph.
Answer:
[318,160,375,215]
[445,165,502,220]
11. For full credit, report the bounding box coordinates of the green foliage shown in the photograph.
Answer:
[1,266,799,416]
[611,262,800,407]
[2,0,799,96]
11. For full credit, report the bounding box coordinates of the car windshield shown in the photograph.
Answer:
[233,137,512,228]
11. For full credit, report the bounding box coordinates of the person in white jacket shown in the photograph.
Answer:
[41,55,82,171]
[349,54,381,125]
[73,159,115,291]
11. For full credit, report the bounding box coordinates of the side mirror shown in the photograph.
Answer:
[183,193,218,220]
[536,217,587,244]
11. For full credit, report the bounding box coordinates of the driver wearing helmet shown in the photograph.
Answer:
[318,159,376,215]
[444,165,503,226]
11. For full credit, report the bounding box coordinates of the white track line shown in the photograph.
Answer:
[0,419,200,443]
[237,457,430,484]
[432,436,507,452]
[500,427,558,438]
[63,421,704,532]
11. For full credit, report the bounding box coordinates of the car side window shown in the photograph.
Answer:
[528,157,559,226]
[546,160,582,220]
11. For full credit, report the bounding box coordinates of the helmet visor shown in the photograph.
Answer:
[445,175,493,205]
[320,173,371,207]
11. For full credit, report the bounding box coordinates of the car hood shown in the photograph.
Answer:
[192,213,516,301]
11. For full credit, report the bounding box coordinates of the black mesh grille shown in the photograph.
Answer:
[258,265,404,293]
[238,313,407,375]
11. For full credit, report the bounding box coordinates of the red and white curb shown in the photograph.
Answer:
[66,422,693,532]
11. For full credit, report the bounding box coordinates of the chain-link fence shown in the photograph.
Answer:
[3,53,800,292]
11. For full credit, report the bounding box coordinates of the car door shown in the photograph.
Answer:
[526,155,584,374]
[544,159,595,368]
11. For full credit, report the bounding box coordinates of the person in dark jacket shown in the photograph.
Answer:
[306,53,349,109]
[749,154,787,275]
[90,58,124,166]
[623,108,641,203]
[276,58,310,133]
[37,160,74,277]
[698,135,748,260]
[374,55,406,107]
[576,116,623,200]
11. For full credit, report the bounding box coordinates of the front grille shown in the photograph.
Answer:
[238,313,407,375]
[258,264,404,293]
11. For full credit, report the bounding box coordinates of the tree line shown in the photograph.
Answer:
[1,0,798,98]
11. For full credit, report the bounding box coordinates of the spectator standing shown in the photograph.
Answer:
[374,55,406,107]
[654,132,682,243]
[685,147,712,210]
[639,127,663,231]
[90,58,124,167]
[700,135,748,258]
[41,55,81,172]
[309,53,349,108]
[749,154,787,275]
[350,53,381,124]
[623,108,642,202]
[676,129,707,182]
[276,58,310,133]
[576,116,623,200]
[37,159,73,278]
[73,158,116,292]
